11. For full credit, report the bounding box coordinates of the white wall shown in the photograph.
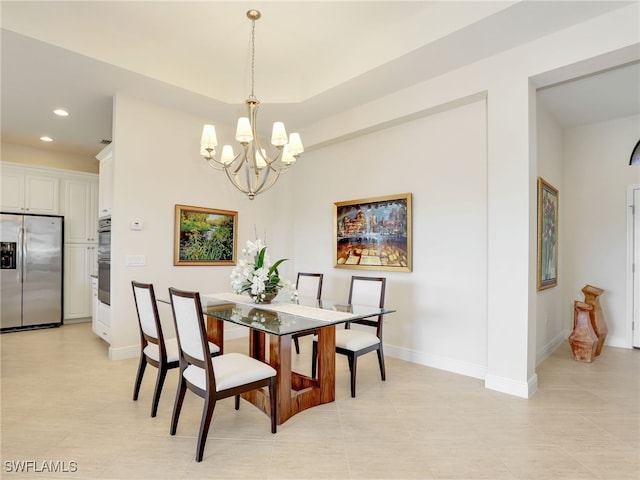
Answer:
[563,114,640,348]
[535,101,566,362]
[292,99,488,377]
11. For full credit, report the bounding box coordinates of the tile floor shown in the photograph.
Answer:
[1,322,638,479]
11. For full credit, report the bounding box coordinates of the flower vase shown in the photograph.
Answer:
[581,284,607,356]
[250,291,278,304]
[568,301,598,363]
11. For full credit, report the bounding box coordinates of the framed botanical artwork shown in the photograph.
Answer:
[174,204,237,266]
[334,193,412,272]
[537,178,558,290]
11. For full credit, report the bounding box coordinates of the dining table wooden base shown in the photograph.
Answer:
[240,325,336,425]
[196,294,393,426]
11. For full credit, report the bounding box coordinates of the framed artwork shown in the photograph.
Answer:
[334,193,412,272]
[174,204,237,266]
[537,178,558,290]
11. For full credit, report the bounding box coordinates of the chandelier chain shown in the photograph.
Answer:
[250,17,256,99]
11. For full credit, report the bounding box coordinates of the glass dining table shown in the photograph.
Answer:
[184,292,395,425]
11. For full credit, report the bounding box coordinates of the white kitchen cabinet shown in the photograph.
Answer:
[95,301,111,344]
[97,144,113,218]
[91,275,108,343]
[64,243,97,320]
[63,178,98,243]
[91,276,98,322]
[60,173,98,323]
[0,165,59,214]
[91,274,111,345]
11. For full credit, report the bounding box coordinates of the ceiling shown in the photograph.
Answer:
[1,1,638,158]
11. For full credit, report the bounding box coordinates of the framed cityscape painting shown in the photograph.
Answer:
[174,204,237,266]
[537,178,558,290]
[334,193,412,272]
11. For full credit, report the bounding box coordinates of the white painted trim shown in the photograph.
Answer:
[63,317,91,325]
[536,330,567,366]
[627,184,639,348]
[0,161,98,180]
[106,328,248,361]
[485,372,538,399]
[224,326,249,340]
[108,344,138,361]
[384,344,486,380]
[96,144,113,162]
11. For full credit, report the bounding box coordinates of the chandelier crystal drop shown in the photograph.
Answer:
[200,9,303,200]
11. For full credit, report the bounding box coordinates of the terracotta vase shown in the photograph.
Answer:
[581,284,607,356]
[569,301,598,363]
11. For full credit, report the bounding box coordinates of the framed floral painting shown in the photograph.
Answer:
[334,193,412,272]
[174,204,237,266]
[537,178,558,290]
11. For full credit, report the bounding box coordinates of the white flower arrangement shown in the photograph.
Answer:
[230,239,297,302]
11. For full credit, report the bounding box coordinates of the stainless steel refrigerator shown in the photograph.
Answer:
[1,213,63,331]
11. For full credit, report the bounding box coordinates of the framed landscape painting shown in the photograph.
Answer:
[174,204,237,266]
[334,193,412,272]
[537,178,558,290]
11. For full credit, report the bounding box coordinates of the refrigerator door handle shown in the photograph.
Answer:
[18,226,24,284]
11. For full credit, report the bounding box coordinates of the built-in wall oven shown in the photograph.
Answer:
[97,217,111,305]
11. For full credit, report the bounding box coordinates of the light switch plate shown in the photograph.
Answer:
[125,255,146,266]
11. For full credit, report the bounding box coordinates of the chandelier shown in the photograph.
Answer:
[200,9,303,200]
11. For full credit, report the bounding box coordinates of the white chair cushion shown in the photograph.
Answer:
[334,329,380,352]
[183,353,276,392]
[296,275,321,299]
[133,285,159,338]
[144,338,219,363]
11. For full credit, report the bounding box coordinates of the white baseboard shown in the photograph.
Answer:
[485,372,538,398]
[385,343,538,398]
[384,344,486,380]
[64,317,91,325]
[536,329,568,366]
[108,344,139,360]
[225,325,249,340]
[106,326,249,361]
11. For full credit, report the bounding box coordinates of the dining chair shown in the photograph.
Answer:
[292,272,324,354]
[131,281,220,417]
[312,275,387,398]
[168,287,277,462]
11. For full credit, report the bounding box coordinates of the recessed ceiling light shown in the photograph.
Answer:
[40,136,53,142]
[53,109,69,116]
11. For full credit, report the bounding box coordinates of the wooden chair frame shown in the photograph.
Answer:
[292,272,323,354]
[131,281,178,417]
[312,276,387,397]
[168,287,277,462]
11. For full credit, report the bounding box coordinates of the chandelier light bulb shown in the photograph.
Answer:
[221,145,235,165]
[282,144,296,164]
[255,148,267,169]
[288,133,304,155]
[201,124,217,149]
[271,122,288,146]
[236,118,253,143]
